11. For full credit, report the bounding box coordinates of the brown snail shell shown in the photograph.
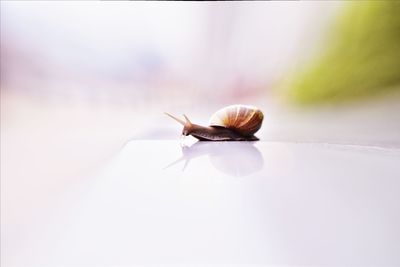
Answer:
[209,104,264,137]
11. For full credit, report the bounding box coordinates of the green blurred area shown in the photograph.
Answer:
[284,1,400,105]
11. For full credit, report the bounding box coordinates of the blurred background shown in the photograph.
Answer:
[2,1,400,148]
[2,2,400,265]
[2,1,400,144]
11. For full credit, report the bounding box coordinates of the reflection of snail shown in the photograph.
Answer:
[165,141,264,177]
[165,105,264,141]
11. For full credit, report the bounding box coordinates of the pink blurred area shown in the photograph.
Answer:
[1,1,339,120]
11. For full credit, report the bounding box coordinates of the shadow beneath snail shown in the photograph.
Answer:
[165,141,264,177]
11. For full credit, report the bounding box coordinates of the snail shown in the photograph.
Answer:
[165,104,263,141]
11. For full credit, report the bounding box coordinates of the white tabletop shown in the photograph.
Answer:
[2,140,400,266]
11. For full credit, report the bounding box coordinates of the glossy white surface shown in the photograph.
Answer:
[2,141,400,266]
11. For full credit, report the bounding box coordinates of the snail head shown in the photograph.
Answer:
[164,112,193,136]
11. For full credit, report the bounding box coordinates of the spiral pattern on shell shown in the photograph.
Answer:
[209,104,264,136]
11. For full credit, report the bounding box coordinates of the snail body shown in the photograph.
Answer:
[165,104,263,141]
